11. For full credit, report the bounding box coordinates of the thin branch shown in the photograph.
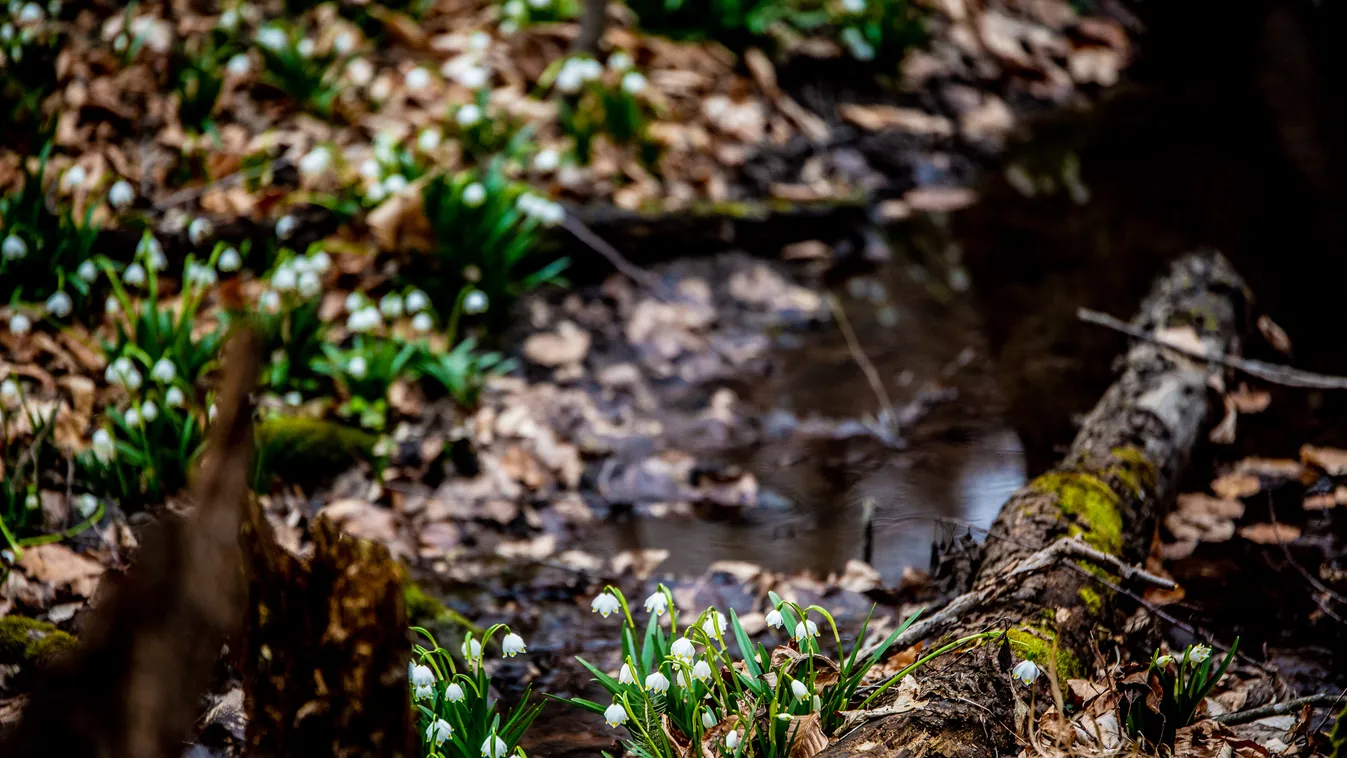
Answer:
[154,157,294,211]
[826,293,898,436]
[1010,536,1176,590]
[560,214,672,300]
[1077,308,1347,390]
[1213,693,1345,725]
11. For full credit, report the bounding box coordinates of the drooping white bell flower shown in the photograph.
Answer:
[299,146,331,178]
[644,671,670,694]
[298,271,322,299]
[255,26,288,52]
[379,293,404,319]
[621,71,647,95]
[151,358,177,384]
[791,678,809,700]
[346,57,374,86]
[75,494,98,518]
[77,260,99,282]
[165,386,186,408]
[258,290,281,313]
[533,149,560,173]
[591,591,621,618]
[0,379,19,404]
[701,611,727,638]
[105,296,120,315]
[308,251,332,273]
[404,67,432,91]
[456,103,483,128]
[383,174,409,194]
[3,234,28,260]
[501,632,527,657]
[793,619,820,640]
[608,51,633,71]
[1181,644,1212,665]
[92,428,115,463]
[9,313,32,335]
[702,709,718,728]
[481,735,508,758]
[348,356,368,379]
[427,718,453,746]
[188,217,213,246]
[140,400,159,423]
[226,53,251,76]
[1011,659,1040,686]
[108,179,135,209]
[276,214,298,240]
[124,407,141,427]
[644,591,669,616]
[692,660,713,682]
[62,165,87,191]
[405,289,429,313]
[218,8,239,30]
[411,663,436,700]
[123,262,147,288]
[765,609,784,628]
[218,246,242,272]
[45,291,72,318]
[333,31,357,56]
[271,265,297,292]
[604,701,628,727]
[462,182,487,208]
[463,289,488,315]
[669,637,695,661]
[445,681,465,703]
[417,128,442,153]
[618,663,635,685]
[462,637,483,663]
[725,730,740,749]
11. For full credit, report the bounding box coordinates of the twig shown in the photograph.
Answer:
[1266,496,1347,622]
[1010,536,1176,590]
[153,157,294,211]
[1213,693,1345,725]
[1077,308,1347,390]
[560,214,673,300]
[826,293,898,436]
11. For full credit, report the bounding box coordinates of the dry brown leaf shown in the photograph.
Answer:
[1300,444,1347,476]
[18,543,106,599]
[787,712,830,758]
[1257,314,1292,354]
[902,186,976,212]
[319,499,401,550]
[1176,493,1245,520]
[839,104,953,136]
[1208,396,1237,444]
[522,321,591,367]
[1303,493,1338,511]
[1228,386,1271,414]
[1155,325,1207,357]
[1234,457,1310,481]
[1238,523,1301,545]
[1211,472,1260,500]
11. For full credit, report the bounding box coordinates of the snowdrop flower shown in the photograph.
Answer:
[226,52,251,76]
[344,293,365,313]
[604,701,628,727]
[151,358,176,383]
[1182,644,1212,665]
[276,214,298,240]
[379,293,404,319]
[92,428,115,463]
[462,182,487,208]
[591,591,621,618]
[124,407,141,427]
[456,65,490,89]
[218,8,239,31]
[62,165,87,191]
[462,637,483,663]
[725,730,740,749]
[140,400,159,423]
[347,356,368,379]
[533,148,560,173]
[410,314,433,336]
[445,681,465,703]
[529,0,551,9]
[0,379,18,404]
[218,246,242,272]
[383,174,409,194]
[208,403,217,422]
[123,262,147,288]
[417,128,442,152]
[188,217,213,245]
[9,312,32,335]
[618,663,635,685]
[644,671,670,693]
[75,494,98,518]
[108,179,135,209]
[499,19,518,35]
[840,27,875,61]
[258,290,280,313]
[299,146,331,178]
[427,719,453,746]
[670,637,696,661]
[456,103,482,128]
[765,609,784,628]
[271,266,297,291]
[621,71,647,95]
[0,24,12,42]
[165,386,186,408]
[481,735,507,758]
[411,663,436,700]
[1011,659,1041,686]
[346,57,374,86]
[18,2,42,24]
[75,260,99,282]
[113,33,128,52]
[463,289,488,315]
[791,678,809,700]
[555,62,585,94]
[503,0,525,17]
[297,271,320,299]
[405,67,431,91]
[644,591,668,616]
[702,611,727,638]
[468,30,491,51]
[405,289,429,313]
[333,31,356,56]
[607,51,632,71]
[281,391,301,406]
[256,26,287,52]
[138,234,166,269]
[692,660,713,682]
[186,261,218,287]
[365,183,387,203]
[359,158,381,179]
[841,0,865,11]
[701,709,717,729]
[580,58,603,81]
[45,291,72,318]
[105,296,120,315]
[793,619,819,640]
[2,234,27,260]
[501,632,527,657]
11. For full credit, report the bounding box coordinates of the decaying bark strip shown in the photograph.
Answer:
[822,252,1248,758]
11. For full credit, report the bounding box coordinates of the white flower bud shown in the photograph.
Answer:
[45,291,72,318]
[108,179,135,209]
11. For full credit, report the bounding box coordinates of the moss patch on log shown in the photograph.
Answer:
[1006,624,1083,680]
[1030,472,1125,554]
[0,616,77,667]
[254,416,377,487]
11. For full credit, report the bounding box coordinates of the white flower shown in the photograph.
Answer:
[62,165,87,191]
[456,103,482,128]
[75,494,98,518]
[225,52,251,76]
[0,378,18,404]
[218,9,239,31]
[793,619,819,640]
[108,179,135,209]
[3,235,28,260]
[618,663,635,685]
[165,386,186,408]
[555,63,584,94]
[427,718,453,746]
[114,33,127,52]
[411,663,436,700]
[499,19,518,35]
[462,182,487,208]
[185,261,217,287]
[591,591,622,618]
[603,700,628,727]
[107,357,143,391]
[272,266,297,291]
[208,403,217,422]
[344,292,365,313]
[140,235,166,269]
[366,183,387,203]
[501,632,526,657]
[468,30,491,50]
[256,26,287,52]
[188,217,213,246]
[276,214,298,240]
[151,358,176,384]
[379,293,404,319]
[462,637,483,662]
[9,313,31,335]
[456,65,490,89]
[481,735,507,758]
[123,262,147,287]
[346,57,374,86]
[791,678,809,700]
[765,609,784,628]
[124,407,141,427]
[140,400,159,422]
[258,290,281,313]
[702,709,717,728]
[621,71,647,95]
[702,611,727,638]
[76,260,99,282]
[1011,659,1040,686]
[841,27,875,61]
[644,591,669,616]
[692,660,712,682]
[309,250,332,274]
[299,147,331,178]
[105,296,120,315]
[503,0,525,17]
[1182,644,1212,665]
[446,681,465,702]
[383,174,409,194]
[725,730,740,749]
[533,148,560,173]
[528,0,550,9]
[670,637,695,661]
[45,291,72,318]
[405,67,431,91]
[284,391,302,406]
[92,428,115,463]
[608,51,632,71]
[644,671,670,693]
[463,289,488,315]
[298,271,322,299]
[405,289,429,313]
[580,58,603,80]
[841,0,865,11]
[218,246,242,272]
[348,356,368,379]
[417,128,442,152]
[333,30,357,55]
[410,311,431,332]
[359,158,381,179]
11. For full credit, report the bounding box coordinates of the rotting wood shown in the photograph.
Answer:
[821,252,1248,758]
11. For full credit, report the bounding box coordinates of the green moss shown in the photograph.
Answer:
[253,416,377,488]
[1078,587,1104,614]
[404,580,479,633]
[1007,624,1083,680]
[0,616,76,667]
[1030,471,1124,554]
[1105,446,1157,500]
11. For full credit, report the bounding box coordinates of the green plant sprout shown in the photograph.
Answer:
[552,55,657,165]
[254,23,345,117]
[1122,639,1239,747]
[0,142,100,309]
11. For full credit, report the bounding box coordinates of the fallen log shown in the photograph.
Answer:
[822,252,1248,757]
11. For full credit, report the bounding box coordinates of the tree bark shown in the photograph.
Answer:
[573,0,609,56]
[822,252,1249,757]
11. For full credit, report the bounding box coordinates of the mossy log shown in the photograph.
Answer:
[821,253,1248,757]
